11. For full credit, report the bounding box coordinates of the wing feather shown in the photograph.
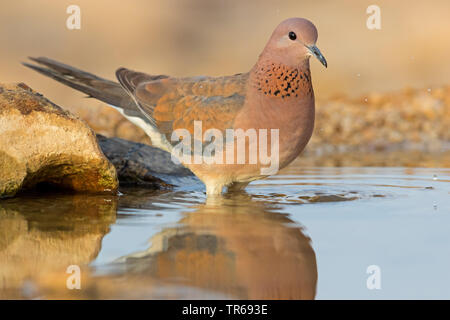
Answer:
[116,69,249,148]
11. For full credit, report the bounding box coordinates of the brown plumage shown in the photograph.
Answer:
[24,17,327,195]
[116,69,248,140]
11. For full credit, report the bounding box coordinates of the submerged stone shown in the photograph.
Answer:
[97,135,195,189]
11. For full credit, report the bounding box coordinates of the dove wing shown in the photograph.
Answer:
[116,69,248,150]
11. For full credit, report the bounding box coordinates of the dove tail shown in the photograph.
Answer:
[23,57,175,152]
[23,57,135,109]
[23,57,161,139]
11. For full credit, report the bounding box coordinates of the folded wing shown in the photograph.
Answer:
[116,69,249,150]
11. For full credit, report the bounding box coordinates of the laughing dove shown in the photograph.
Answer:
[24,17,327,195]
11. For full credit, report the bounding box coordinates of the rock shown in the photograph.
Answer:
[97,135,196,188]
[0,83,118,198]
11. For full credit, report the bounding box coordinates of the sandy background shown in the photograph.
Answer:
[2,1,450,100]
[1,0,449,153]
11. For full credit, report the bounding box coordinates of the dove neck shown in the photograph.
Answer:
[236,59,315,169]
[248,59,313,100]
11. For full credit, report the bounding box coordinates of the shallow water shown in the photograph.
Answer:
[1,157,449,299]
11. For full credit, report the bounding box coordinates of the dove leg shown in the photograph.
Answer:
[205,182,225,195]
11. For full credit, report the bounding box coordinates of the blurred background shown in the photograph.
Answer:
[1,1,450,300]
[1,0,449,162]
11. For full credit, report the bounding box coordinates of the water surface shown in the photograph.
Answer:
[1,157,449,299]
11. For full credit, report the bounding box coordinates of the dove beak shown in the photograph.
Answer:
[307,45,327,68]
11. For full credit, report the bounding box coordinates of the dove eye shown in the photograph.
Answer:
[288,31,297,41]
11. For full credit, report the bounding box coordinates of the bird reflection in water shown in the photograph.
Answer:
[0,190,317,299]
[118,191,317,300]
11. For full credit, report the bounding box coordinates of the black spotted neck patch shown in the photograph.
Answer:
[252,63,313,99]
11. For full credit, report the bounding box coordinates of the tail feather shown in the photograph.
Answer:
[23,57,142,118]
[23,57,177,151]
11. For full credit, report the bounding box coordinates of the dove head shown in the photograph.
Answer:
[261,18,327,68]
